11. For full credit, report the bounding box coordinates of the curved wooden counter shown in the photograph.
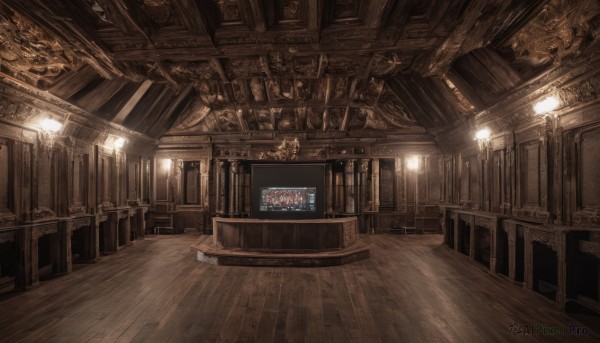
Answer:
[213,216,358,252]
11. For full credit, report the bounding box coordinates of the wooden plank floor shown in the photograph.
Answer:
[0,234,598,342]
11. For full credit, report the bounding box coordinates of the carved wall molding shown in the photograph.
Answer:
[0,230,16,243]
[474,217,493,231]
[71,217,91,229]
[579,240,600,259]
[0,80,157,149]
[33,223,58,239]
[528,228,557,251]
[573,209,600,227]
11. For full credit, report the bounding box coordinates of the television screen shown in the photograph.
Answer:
[260,187,316,212]
[251,164,325,219]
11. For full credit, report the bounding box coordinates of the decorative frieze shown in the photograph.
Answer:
[528,229,557,251]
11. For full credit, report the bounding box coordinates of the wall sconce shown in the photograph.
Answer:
[113,137,125,149]
[38,118,63,151]
[406,155,420,171]
[162,159,172,172]
[534,96,560,136]
[474,128,491,152]
[534,96,559,117]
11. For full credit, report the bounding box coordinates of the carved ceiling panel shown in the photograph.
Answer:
[213,0,244,26]
[168,61,219,83]
[0,8,80,87]
[268,53,320,78]
[347,107,367,130]
[223,57,266,79]
[276,0,304,24]
[277,108,297,130]
[256,109,275,131]
[326,54,370,76]
[331,0,365,23]
[81,0,113,26]
[507,0,599,67]
[0,0,582,143]
[140,0,182,28]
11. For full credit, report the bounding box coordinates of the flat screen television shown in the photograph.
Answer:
[251,164,325,219]
[259,187,317,212]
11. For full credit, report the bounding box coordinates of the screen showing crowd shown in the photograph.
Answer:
[259,187,316,212]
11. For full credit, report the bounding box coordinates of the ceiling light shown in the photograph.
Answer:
[534,96,559,115]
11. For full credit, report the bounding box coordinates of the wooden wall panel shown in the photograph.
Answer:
[522,141,541,208]
[0,142,9,211]
[580,128,600,210]
[426,156,442,203]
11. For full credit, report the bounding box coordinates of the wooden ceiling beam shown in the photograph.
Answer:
[145,85,195,137]
[74,79,129,113]
[210,58,230,83]
[130,85,175,132]
[112,80,153,124]
[109,37,440,61]
[419,0,494,76]
[47,65,101,99]
[364,0,396,29]
[248,0,266,32]
[110,0,155,43]
[173,0,212,36]
[307,0,324,32]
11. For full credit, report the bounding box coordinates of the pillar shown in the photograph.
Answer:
[326,163,333,213]
[58,220,72,274]
[359,159,369,213]
[344,159,356,214]
[229,160,240,217]
[371,158,379,212]
[215,160,227,215]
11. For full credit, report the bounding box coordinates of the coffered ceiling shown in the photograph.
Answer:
[0,0,598,143]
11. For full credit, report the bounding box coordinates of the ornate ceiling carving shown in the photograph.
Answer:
[0,0,597,144]
[508,0,599,67]
[0,10,80,87]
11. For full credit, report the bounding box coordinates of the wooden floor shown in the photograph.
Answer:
[0,234,598,343]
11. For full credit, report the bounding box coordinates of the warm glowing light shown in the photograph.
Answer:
[40,118,62,133]
[113,137,125,149]
[475,128,491,141]
[406,156,420,170]
[534,96,559,115]
[162,159,172,171]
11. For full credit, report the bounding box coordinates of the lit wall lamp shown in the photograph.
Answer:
[162,159,172,172]
[406,155,421,225]
[113,137,125,149]
[534,96,559,117]
[533,96,560,135]
[38,118,63,151]
[474,128,491,152]
[406,155,420,171]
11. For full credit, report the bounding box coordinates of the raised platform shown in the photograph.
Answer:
[192,236,370,267]
[193,216,370,266]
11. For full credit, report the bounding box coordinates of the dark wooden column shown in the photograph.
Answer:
[359,159,369,212]
[344,159,356,214]
[215,160,227,215]
[15,227,33,290]
[326,163,333,213]
[228,159,240,217]
[58,220,72,274]
[370,158,379,212]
